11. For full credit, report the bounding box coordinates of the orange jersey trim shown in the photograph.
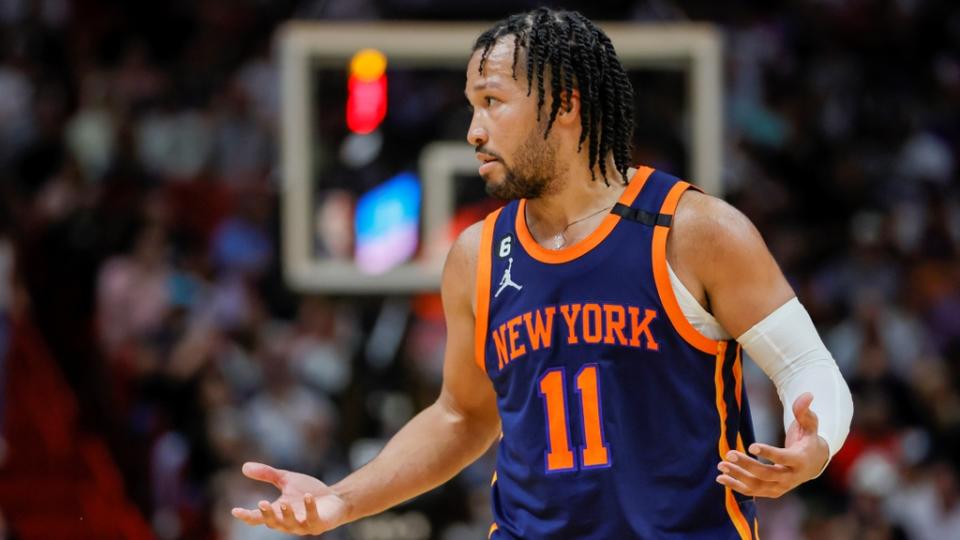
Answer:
[733,344,743,409]
[733,345,748,454]
[714,341,754,540]
[514,166,654,264]
[651,181,721,355]
[474,208,503,373]
[488,523,499,538]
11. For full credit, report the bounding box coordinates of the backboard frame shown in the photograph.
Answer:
[278,21,722,293]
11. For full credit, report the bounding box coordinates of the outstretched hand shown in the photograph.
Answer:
[231,462,350,535]
[716,392,829,498]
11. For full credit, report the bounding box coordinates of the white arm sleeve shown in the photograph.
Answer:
[736,297,853,460]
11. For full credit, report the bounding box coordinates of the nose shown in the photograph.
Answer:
[466,116,488,147]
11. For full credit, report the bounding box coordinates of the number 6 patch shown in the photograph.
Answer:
[499,235,512,258]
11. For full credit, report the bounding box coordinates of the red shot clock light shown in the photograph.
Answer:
[346,48,388,134]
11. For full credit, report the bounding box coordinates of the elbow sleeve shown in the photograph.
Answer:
[737,297,854,459]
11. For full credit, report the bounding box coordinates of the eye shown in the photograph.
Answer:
[484,96,500,107]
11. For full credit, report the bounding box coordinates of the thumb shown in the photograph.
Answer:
[242,462,285,489]
[792,392,818,432]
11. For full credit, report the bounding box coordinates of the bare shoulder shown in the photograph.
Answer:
[445,220,484,281]
[669,189,768,268]
[442,220,486,313]
[670,189,794,336]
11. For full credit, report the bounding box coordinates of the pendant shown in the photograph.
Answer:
[553,234,564,249]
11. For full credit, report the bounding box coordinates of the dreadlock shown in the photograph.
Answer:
[472,8,635,185]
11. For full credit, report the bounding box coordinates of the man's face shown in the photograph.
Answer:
[465,38,559,200]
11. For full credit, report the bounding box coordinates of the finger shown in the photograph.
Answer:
[304,493,321,526]
[280,502,303,533]
[231,507,264,526]
[716,473,752,495]
[749,443,802,467]
[720,473,785,498]
[718,459,777,493]
[242,462,286,489]
[717,468,786,499]
[792,393,819,432]
[258,500,281,529]
[725,450,790,479]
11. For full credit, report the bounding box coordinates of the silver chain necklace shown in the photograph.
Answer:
[551,204,614,249]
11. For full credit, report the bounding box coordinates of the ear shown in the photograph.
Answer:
[555,88,581,126]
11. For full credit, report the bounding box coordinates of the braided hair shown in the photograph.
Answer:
[473,8,635,185]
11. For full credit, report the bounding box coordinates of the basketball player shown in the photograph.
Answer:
[232,8,853,538]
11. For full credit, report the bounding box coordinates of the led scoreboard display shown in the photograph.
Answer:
[346,49,388,135]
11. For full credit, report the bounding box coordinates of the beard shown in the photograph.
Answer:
[483,127,559,200]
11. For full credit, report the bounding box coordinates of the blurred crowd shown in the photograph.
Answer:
[0,1,959,539]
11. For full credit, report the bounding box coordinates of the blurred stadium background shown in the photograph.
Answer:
[0,1,959,539]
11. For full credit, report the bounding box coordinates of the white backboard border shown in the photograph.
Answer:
[279,22,722,293]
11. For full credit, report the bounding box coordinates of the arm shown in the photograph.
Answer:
[332,221,501,520]
[669,190,853,498]
[232,222,501,534]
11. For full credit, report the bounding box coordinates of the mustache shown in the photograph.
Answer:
[475,146,503,161]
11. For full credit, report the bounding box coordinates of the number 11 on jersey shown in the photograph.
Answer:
[538,364,611,472]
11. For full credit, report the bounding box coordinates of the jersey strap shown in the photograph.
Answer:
[610,203,673,227]
[474,207,503,373]
[649,180,725,354]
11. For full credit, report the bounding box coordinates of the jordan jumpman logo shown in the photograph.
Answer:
[495,257,523,297]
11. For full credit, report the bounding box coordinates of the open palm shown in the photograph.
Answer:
[716,393,830,498]
[231,462,350,536]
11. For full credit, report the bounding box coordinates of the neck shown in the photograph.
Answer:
[524,163,634,248]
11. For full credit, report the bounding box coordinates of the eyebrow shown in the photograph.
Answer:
[465,80,503,97]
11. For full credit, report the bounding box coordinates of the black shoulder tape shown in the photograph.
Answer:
[611,203,673,227]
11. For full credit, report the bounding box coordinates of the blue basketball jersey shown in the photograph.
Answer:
[474,167,758,539]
